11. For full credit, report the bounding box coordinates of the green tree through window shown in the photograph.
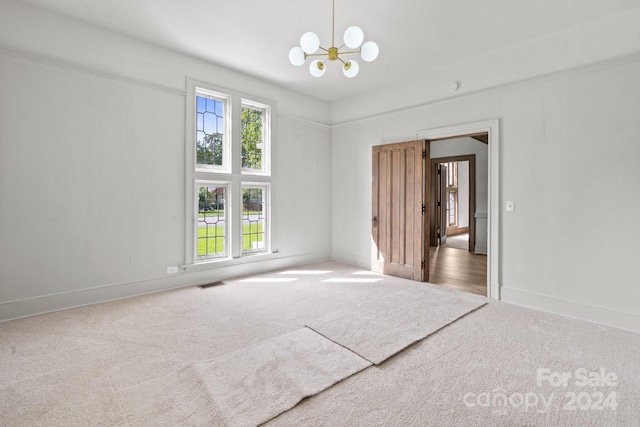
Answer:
[196,96,224,167]
[241,106,263,170]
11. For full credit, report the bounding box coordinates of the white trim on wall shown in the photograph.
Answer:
[0,44,187,96]
[0,45,330,130]
[331,52,640,128]
[0,251,330,322]
[416,119,501,300]
[501,287,640,333]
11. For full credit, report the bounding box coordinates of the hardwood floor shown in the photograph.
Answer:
[427,246,487,296]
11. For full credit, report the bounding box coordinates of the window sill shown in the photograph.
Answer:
[181,251,279,272]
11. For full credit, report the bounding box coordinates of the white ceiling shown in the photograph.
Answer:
[18,0,640,102]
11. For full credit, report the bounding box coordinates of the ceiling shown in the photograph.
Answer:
[17,0,640,102]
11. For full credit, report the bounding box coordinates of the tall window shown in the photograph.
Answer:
[446,162,458,227]
[197,184,227,257]
[242,185,266,253]
[241,103,266,173]
[186,80,273,264]
[196,90,230,172]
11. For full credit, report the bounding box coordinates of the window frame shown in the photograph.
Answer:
[241,182,270,255]
[195,88,232,174]
[445,161,459,227]
[241,99,271,176]
[185,78,275,267]
[195,181,230,261]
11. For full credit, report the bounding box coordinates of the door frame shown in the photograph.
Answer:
[430,155,476,252]
[416,119,500,300]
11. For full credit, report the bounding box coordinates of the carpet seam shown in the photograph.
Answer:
[264,304,489,424]
[258,341,374,426]
[302,325,376,365]
[373,302,489,366]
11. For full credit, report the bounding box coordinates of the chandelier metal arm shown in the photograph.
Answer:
[332,0,335,48]
[338,49,361,56]
[304,52,329,58]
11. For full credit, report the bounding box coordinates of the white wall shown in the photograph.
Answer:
[3,1,640,334]
[0,0,332,320]
[431,138,488,252]
[331,58,640,332]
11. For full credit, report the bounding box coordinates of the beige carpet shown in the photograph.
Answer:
[187,328,370,426]
[306,285,486,364]
[270,301,640,426]
[1,260,640,426]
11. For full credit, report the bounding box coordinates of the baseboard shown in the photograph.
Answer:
[0,252,330,322]
[501,286,640,333]
[474,245,487,254]
[330,251,370,270]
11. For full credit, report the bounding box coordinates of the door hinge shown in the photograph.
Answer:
[421,260,425,270]
[422,150,426,159]
[437,168,441,175]
[437,201,441,207]
[422,204,426,214]
[437,232,441,239]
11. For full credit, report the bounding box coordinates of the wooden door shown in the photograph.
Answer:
[430,162,447,247]
[371,140,429,281]
[439,164,448,246]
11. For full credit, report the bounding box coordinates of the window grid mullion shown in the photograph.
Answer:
[188,80,272,264]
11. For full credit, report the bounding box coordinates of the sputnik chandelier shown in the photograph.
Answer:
[288,0,379,78]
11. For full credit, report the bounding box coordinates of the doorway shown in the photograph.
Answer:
[371,119,500,299]
[430,155,476,253]
[428,138,486,296]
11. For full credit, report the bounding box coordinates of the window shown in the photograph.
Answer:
[196,89,230,172]
[242,185,267,253]
[241,102,269,174]
[197,183,228,258]
[186,80,274,264]
[445,162,458,227]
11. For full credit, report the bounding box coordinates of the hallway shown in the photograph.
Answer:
[428,242,487,296]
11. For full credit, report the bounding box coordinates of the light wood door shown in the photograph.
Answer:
[371,140,429,281]
[430,162,447,247]
[439,164,448,246]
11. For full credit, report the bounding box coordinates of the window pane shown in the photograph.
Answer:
[242,186,266,253]
[197,186,226,258]
[196,95,224,167]
[241,106,263,171]
[449,192,456,225]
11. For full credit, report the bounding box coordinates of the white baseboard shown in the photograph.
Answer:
[0,252,329,322]
[501,286,640,333]
[330,251,370,269]
[474,245,487,254]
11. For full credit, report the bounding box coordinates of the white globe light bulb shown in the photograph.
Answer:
[343,59,359,78]
[289,46,305,66]
[300,32,320,54]
[361,41,379,62]
[343,26,364,49]
[309,60,326,77]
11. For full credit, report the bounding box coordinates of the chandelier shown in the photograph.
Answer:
[288,0,379,78]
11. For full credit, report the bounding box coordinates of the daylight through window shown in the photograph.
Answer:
[188,81,273,263]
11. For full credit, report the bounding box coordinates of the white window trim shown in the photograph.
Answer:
[194,181,230,261]
[194,88,232,174]
[241,99,271,176]
[241,182,271,255]
[185,78,276,267]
